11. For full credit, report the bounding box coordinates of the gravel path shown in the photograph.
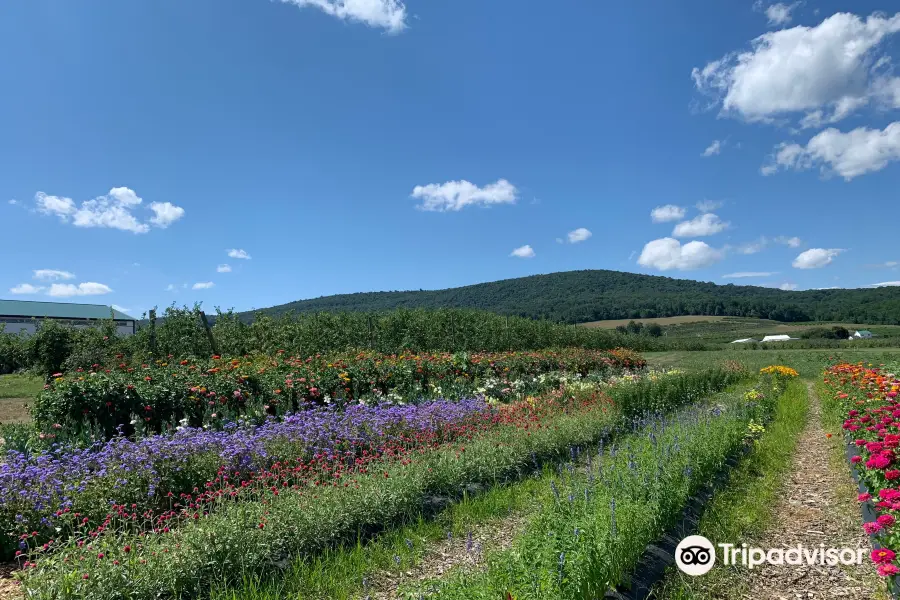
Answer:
[740,382,886,600]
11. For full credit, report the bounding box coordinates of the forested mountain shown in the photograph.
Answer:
[245,270,900,324]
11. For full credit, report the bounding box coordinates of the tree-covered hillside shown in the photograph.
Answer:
[247,270,900,324]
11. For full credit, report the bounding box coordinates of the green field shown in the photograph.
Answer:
[584,315,900,345]
[646,348,900,378]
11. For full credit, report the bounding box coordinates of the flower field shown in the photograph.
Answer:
[26,348,643,441]
[7,350,755,598]
[826,362,900,583]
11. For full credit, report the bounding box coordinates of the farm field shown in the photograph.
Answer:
[583,315,900,344]
[2,341,900,599]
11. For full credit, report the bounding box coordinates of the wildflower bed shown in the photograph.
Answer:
[12,365,742,598]
[826,361,900,592]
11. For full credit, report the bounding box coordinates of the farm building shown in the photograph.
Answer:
[730,338,756,344]
[0,299,136,336]
[853,330,874,339]
[761,334,797,342]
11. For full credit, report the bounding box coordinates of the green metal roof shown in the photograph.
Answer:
[0,299,135,321]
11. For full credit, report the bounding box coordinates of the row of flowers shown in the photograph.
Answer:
[13,367,741,599]
[29,348,644,441]
[827,362,900,582]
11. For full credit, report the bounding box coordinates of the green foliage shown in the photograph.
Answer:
[26,319,74,377]
[235,269,900,325]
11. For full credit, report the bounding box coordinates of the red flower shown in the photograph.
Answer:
[872,548,896,564]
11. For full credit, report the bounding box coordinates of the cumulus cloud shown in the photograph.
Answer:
[149,202,185,227]
[722,271,777,278]
[638,238,724,271]
[412,179,518,212]
[33,269,75,281]
[192,282,215,290]
[34,187,184,233]
[672,213,730,237]
[702,140,723,157]
[279,0,407,33]
[227,249,251,260]
[165,284,177,292]
[778,282,799,290]
[566,228,592,243]
[8,199,18,205]
[692,12,900,126]
[47,282,113,297]
[763,122,900,180]
[792,248,843,269]
[10,283,44,295]
[510,245,535,258]
[650,205,686,223]
[217,264,232,273]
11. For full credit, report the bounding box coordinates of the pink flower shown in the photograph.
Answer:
[860,493,873,502]
[857,439,869,446]
[887,470,900,481]
[878,514,897,527]
[878,563,900,577]
[865,522,883,534]
[852,455,863,464]
[872,548,896,564]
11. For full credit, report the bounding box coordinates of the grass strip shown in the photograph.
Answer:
[398,377,790,599]
[652,378,809,599]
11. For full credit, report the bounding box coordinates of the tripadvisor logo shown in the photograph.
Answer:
[675,535,716,576]
[674,535,866,576]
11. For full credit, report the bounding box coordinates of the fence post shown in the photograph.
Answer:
[505,316,510,351]
[367,314,373,349]
[199,311,219,356]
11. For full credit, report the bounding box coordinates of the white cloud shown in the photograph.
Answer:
[34,187,184,234]
[702,140,723,157]
[792,248,843,269]
[10,283,44,295]
[722,271,777,278]
[510,245,535,258]
[692,12,900,126]
[650,205,686,223]
[412,179,518,212]
[217,264,232,273]
[33,269,75,281]
[227,249,252,260]
[47,282,113,297]
[192,282,215,290]
[566,228,592,243]
[763,2,799,27]
[165,284,176,292]
[886,261,899,267]
[111,304,131,314]
[149,202,185,228]
[778,282,799,290]
[871,281,900,287]
[764,122,900,180]
[672,213,730,237]
[8,199,17,205]
[279,0,407,33]
[696,200,723,212]
[638,238,724,271]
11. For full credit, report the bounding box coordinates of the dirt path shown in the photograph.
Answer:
[740,383,886,600]
[364,515,527,599]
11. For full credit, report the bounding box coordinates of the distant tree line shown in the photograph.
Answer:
[241,270,900,325]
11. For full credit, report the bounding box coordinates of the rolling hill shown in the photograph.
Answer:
[240,270,900,325]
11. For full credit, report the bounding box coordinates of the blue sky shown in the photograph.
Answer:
[1,0,899,318]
